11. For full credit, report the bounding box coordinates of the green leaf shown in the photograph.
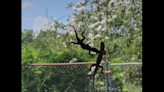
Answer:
[34,71,42,74]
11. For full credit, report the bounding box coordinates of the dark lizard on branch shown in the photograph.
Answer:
[89,42,105,90]
[69,25,106,56]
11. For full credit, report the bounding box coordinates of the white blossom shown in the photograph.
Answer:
[81,1,85,4]
[134,27,139,31]
[89,24,95,28]
[73,6,76,11]
[91,37,94,41]
[57,35,60,38]
[78,22,82,28]
[132,57,135,60]
[51,27,56,31]
[41,26,47,31]
[45,26,51,30]
[124,0,130,4]
[77,6,85,13]
[89,22,101,28]
[71,15,76,20]
[97,12,102,17]
[69,58,77,63]
[69,16,76,25]
[134,24,137,27]
[91,66,96,71]
[100,12,104,16]
[112,15,117,19]
[75,2,81,7]
[93,4,98,11]
[87,71,92,75]
[73,58,77,61]
[102,7,107,11]
[120,73,123,77]
[63,42,67,48]
[95,34,101,38]
[120,25,125,29]
[88,36,94,41]
[101,19,106,25]
[91,52,96,55]
[118,1,124,5]
[53,18,56,21]
[50,22,55,27]
[69,31,75,35]
[69,39,73,42]
[75,1,85,7]
[114,1,124,7]
[102,27,106,31]
[94,16,98,20]
[89,42,94,47]
[90,16,94,19]
[81,6,86,11]
[101,0,107,2]
[137,52,140,55]
[108,19,112,22]
[101,15,106,19]
[105,36,109,39]
[87,66,96,75]
[94,21,101,26]
[88,33,93,38]
[108,0,117,8]
[96,25,102,31]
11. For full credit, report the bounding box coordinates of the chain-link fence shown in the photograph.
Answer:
[22,62,142,92]
[107,62,142,92]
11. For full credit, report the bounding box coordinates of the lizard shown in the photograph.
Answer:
[69,25,106,56]
[89,42,105,90]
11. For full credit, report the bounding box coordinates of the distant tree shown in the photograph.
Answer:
[22,29,34,43]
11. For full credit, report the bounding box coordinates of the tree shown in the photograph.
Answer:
[22,29,34,43]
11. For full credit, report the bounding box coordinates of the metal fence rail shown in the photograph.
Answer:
[22,62,142,92]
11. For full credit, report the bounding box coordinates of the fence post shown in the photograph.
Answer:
[105,61,109,92]
[109,62,112,92]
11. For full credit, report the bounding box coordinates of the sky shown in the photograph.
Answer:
[21,0,83,32]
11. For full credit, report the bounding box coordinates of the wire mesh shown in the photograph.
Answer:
[22,62,142,92]
[109,64,142,92]
[22,62,106,92]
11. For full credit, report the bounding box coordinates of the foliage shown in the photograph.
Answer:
[22,29,34,43]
